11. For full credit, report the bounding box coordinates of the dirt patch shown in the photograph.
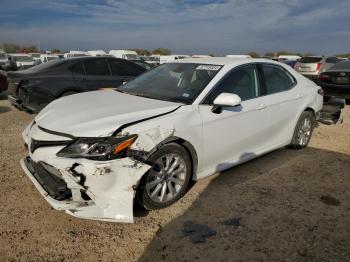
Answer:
[0,99,350,261]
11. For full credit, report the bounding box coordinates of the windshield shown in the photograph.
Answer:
[31,54,41,58]
[0,53,7,59]
[15,56,34,62]
[117,63,222,104]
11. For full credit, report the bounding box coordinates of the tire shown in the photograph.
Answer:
[289,111,315,149]
[136,143,192,210]
[60,91,78,97]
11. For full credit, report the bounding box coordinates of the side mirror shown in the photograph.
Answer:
[212,93,241,113]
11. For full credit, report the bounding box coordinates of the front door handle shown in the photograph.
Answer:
[255,104,267,110]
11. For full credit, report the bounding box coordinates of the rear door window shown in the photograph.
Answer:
[261,64,296,95]
[69,62,85,75]
[83,59,111,76]
[108,59,145,76]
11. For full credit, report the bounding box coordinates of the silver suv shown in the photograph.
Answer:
[295,56,340,80]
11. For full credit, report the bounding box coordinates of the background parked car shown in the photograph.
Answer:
[7,55,18,71]
[0,51,11,70]
[29,53,42,62]
[281,59,298,68]
[63,51,90,58]
[40,54,59,63]
[140,56,160,66]
[87,50,108,56]
[159,55,190,64]
[10,54,36,70]
[0,68,8,93]
[7,56,146,112]
[131,59,154,70]
[316,60,350,101]
[294,56,340,80]
[109,50,139,60]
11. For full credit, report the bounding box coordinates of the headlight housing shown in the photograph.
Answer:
[56,135,138,160]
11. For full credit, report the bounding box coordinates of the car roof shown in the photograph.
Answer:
[171,57,278,66]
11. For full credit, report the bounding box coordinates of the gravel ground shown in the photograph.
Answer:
[0,93,349,262]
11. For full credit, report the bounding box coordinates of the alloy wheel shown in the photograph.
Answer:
[146,153,187,203]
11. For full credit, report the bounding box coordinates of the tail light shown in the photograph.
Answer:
[316,63,321,71]
[319,74,330,81]
[318,88,324,96]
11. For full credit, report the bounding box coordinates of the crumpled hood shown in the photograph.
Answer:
[35,90,180,137]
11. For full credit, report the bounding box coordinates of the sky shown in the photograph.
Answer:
[0,0,349,55]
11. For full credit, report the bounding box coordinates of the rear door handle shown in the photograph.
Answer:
[255,104,267,110]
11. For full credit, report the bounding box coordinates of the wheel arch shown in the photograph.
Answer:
[56,88,82,98]
[146,136,198,181]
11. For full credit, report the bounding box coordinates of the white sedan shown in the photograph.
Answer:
[21,58,324,223]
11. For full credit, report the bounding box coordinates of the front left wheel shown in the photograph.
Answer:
[136,143,192,210]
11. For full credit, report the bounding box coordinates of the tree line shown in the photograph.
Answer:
[1,42,349,58]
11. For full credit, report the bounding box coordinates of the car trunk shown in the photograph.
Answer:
[296,57,322,73]
[319,71,350,85]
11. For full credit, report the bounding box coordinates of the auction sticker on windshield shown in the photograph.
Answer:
[196,65,221,71]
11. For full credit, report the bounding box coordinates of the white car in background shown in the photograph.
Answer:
[40,54,59,63]
[109,50,139,60]
[29,53,42,61]
[0,51,10,69]
[21,57,325,223]
[10,53,36,69]
[87,50,111,56]
[278,55,301,61]
[226,54,252,58]
[159,55,190,64]
[64,51,90,58]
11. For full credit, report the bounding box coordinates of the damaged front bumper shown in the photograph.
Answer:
[21,123,152,223]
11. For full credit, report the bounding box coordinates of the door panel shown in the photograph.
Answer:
[199,98,269,173]
[198,64,269,174]
[260,63,304,146]
[264,89,303,146]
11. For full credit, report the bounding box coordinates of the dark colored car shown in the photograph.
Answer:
[131,59,154,70]
[281,59,298,68]
[316,60,350,100]
[7,56,146,112]
[0,69,8,93]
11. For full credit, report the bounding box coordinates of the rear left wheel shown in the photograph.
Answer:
[136,143,192,210]
[289,111,315,149]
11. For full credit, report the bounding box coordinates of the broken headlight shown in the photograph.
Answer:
[56,135,138,160]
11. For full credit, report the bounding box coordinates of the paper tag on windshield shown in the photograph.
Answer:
[196,65,221,71]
